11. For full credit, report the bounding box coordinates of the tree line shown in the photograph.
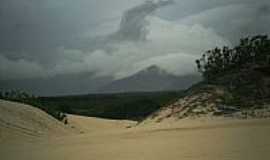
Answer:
[196,35,270,81]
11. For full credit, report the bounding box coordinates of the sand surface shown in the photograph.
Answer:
[1,99,270,160]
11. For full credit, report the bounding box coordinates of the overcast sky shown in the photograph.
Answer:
[1,0,270,80]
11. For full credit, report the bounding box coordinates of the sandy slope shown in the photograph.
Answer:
[0,100,74,144]
[67,114,136,134]
[1,100,270,160]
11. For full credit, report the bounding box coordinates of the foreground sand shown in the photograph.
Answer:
[1,100,270,160]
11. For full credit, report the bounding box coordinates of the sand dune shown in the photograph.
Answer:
[1,99,270,160]
[67,114,136,134]
[0,100,74,144]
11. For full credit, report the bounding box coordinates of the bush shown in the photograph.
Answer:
[195,35,270,106]
[196,35,270,81]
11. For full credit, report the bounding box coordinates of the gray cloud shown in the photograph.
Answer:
[0,0,144,64]
[0,0,270,81]
[180,2,270,44]
[75,0,174,52]
[112,0,174,41]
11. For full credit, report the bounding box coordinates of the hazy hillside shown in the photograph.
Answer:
[99,65,201,93]
[1,65,200,96]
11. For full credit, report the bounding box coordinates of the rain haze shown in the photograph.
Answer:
[1,0,270,95]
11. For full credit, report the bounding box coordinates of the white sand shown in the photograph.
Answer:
[0,100,75,144]
[1,99,270,160]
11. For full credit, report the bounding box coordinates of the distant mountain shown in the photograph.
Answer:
[98,65,202,93]
[1,66,201,96]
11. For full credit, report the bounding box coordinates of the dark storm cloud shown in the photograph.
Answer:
[0,0,143,64]
[112,0,174,41]
[0,0,270,81]
[76,0,174,52]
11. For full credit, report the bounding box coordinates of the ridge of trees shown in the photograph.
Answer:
[196,35,270,81]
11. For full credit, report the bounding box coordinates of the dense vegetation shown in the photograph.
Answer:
[195,35,270,107]
[196,35,270,81]
[1,90,184,121]
[37,91,184,121]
